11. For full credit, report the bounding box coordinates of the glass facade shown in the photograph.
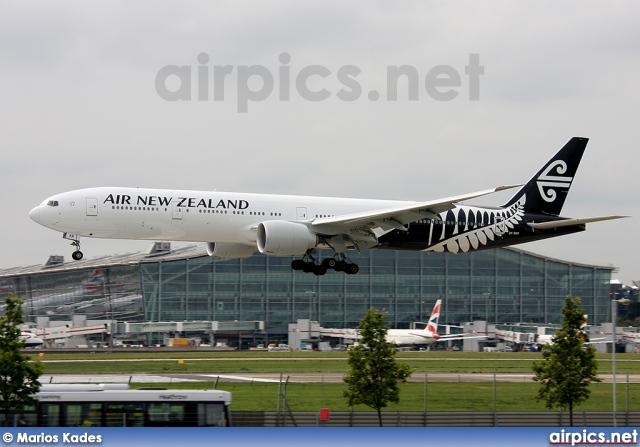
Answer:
[0,265,143,324]
[0,247,613,334]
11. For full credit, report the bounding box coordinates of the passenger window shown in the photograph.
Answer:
[63,403,103,427]
[11,406,37,427]
[197,403,226,426]
[105,403,144,427]
[146,403,188,426]
[40,403,61,427]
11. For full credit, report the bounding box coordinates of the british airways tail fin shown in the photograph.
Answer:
[502,137,588,216]
[426,299,441,335]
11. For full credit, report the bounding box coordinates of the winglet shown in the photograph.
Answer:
[495,184,522,192]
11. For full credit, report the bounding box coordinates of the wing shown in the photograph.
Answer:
[312,185,521,234]
[407,332,435,340]
[527,215,628,230]
[438,334,488,340]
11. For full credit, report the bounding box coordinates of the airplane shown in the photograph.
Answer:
[387,300,488,347]
[386,299,445,346]
[29,137,625,275]
[324,300,485,348]
[535,315,606,348]
[20,332,44,348]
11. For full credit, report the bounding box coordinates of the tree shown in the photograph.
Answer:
[0,293,43,426]
[532,296,600,426]
[343,307,413,426]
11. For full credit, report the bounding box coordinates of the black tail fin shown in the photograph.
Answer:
[502,137,588,216]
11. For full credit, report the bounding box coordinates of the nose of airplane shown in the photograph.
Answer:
[29,206,41,223]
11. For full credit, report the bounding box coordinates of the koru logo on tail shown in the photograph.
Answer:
[536,160,573,202]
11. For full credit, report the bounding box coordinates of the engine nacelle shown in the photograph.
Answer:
[206,242,256,259]
[257,221,318,256]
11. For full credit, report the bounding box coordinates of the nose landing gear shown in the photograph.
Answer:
[71,244,84,261]
[64,233,84,261]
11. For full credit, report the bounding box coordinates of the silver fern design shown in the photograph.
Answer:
[426,196,526,253]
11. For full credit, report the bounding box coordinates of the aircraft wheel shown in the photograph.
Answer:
[335,260,347,271]
[302,261,315,273]
[313,265,327,276]
[322,258,337,269]
[291,260,305,270]
[345,263,359,275]
[72,251,84,261]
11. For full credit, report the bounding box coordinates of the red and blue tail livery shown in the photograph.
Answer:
[426,300,441,335]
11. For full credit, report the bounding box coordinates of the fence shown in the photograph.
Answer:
[231,410,640,427]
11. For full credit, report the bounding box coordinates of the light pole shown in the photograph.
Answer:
[483,293,490,322]
[305,291,316,321]
[611,297,630,427]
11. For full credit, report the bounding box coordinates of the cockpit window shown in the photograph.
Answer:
[47,200,59,207]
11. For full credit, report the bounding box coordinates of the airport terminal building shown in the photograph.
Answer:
[0,244,615,344]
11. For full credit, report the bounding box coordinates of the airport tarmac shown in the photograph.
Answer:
[41,372,640,384]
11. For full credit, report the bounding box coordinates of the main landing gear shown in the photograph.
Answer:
[64,233,84,261]
[291,253,359,276]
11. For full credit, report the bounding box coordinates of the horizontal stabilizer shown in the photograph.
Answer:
[528,215,628,230]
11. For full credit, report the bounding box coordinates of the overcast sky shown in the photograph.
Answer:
[1,1,638,284]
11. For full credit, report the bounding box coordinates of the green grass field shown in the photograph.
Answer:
[28,350,640,412]
[129,380,640,413]
[31,351,640,375]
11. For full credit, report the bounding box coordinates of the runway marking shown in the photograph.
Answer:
[202,374,281,383]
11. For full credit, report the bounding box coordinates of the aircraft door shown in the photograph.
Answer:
[172,205,183,220]
[86,198,98,216]
[296,207,308,221]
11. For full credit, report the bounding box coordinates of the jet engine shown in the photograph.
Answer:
[206,242,256,259]
[257,221,318,256]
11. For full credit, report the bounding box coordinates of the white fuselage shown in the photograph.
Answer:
[385,329,439,346]
[29,187,411,246]
[322,328,439,346]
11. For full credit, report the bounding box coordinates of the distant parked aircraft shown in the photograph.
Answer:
[20,332,44,348]
[323,300,485,348]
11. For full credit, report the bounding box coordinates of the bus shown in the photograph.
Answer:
[6,384,231,427]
